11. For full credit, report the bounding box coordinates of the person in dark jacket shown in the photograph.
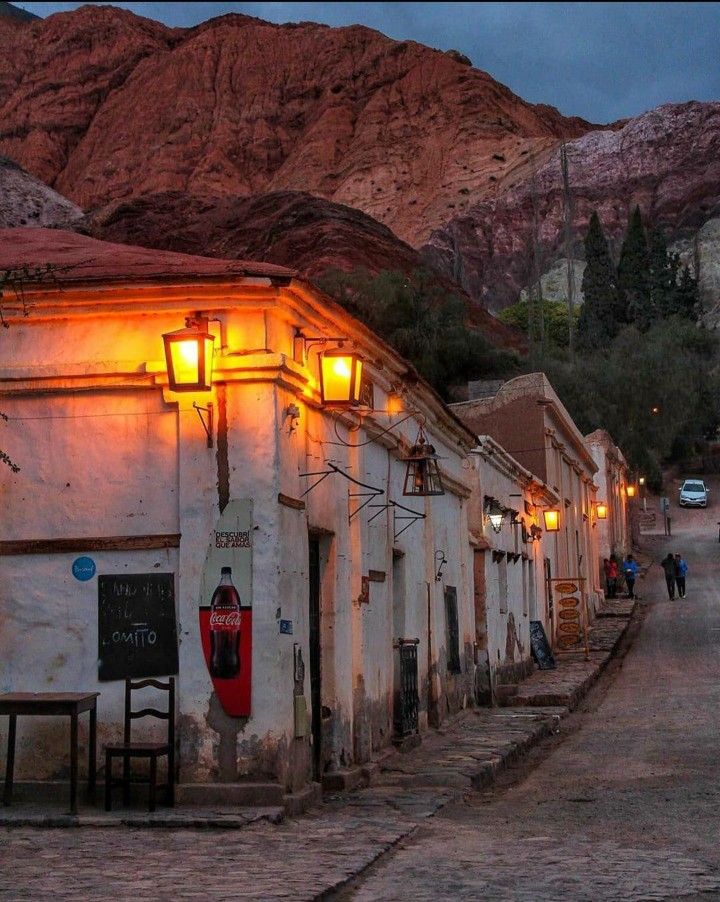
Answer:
[661,553,677,599]
[623,554,639,599]
[674,553,688,598]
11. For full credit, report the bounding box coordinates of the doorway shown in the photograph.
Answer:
[308,536,322,781]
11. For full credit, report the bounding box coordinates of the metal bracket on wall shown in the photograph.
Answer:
[299,462,385,523]
[391,500,426,540]
[193,402,213,448]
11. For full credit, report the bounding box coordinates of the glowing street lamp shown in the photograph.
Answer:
[626,484,636,498]
[595,502,608,520]
[543,509,560,532]
[162,316,215,392]
[319,349,363,407]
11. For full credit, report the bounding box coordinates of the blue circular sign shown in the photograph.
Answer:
[72,556,96,581]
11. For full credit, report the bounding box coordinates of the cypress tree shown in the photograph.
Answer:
[618,206,650,329]
[577,212,623,349]
[647,228,676,318]
[675,263,701,319]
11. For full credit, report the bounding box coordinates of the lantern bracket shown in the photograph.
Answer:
[294,328,350,359]
[192,402,213,448]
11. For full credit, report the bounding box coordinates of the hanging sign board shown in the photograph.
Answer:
[549,577,589,656]
[199,500,253,716]
[98,573,178,680]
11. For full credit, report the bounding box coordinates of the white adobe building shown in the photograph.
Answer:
[0,229,479,804]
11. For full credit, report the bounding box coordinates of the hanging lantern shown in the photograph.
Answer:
[162,316,215,392]
[319,348,363,407]
[595,502,608,520]
[484,496,505,533]
[543,509,560,532]
[402,425,444,496]
[626,484,636,498]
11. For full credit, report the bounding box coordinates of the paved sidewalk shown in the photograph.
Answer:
[0,603,637,900]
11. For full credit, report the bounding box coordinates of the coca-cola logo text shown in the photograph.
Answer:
[210,610,241,630]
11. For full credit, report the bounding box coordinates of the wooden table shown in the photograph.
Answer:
[1,692,100,814]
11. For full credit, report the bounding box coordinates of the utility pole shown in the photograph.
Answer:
[528,164,545,355]
[560,143,575,358]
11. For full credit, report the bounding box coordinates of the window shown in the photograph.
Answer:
[444,586,461,674]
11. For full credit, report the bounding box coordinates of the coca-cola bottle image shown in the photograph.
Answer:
[209,566,241,679]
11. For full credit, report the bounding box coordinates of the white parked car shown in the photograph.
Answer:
[678,479,709,507]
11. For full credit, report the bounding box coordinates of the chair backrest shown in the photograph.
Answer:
[123,677,175,751]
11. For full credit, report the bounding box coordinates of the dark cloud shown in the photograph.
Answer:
[14,1,720,121]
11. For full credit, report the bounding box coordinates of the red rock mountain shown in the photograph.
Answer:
[0,5,592,247]
[85,190,526,349]
[423,102,720,310]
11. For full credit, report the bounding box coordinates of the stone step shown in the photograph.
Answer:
[495,683,519,704]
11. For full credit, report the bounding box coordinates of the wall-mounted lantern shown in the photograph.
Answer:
[626,484,636,498]
[162,316,215,392]
[595,502,608,520]
[543,509,560,532]
[319,348,364,408]
[483,496,506,534]
[402,425,444,496]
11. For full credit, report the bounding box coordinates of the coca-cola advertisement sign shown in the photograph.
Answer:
[199,500,253,717]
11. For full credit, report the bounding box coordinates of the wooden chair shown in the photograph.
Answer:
[104,677,175,812]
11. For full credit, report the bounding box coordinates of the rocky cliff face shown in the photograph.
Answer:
[0,6,591,246]
[0,156,83,229]
[85,189,525,349]
[424,102,720,311]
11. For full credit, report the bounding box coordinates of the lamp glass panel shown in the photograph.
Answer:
[596,503,608,519]
[543,509,560,531]
[320,352,361,405]
[488,512,503,533]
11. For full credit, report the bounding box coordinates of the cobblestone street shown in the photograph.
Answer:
[3,498,718,900]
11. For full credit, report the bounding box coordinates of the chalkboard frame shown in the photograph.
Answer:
[98,572,179,681]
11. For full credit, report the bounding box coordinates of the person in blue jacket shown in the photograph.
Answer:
[674,553,688,598]
[623,554,639,599]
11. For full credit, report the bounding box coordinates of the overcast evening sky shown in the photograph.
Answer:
[14,1,720,122]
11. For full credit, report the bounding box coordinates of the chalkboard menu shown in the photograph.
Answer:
[98,573,179,681]
[529,620,556,670]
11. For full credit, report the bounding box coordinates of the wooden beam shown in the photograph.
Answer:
[277,493,306,511]
[0,534,181,556]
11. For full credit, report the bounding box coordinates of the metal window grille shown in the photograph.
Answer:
[393,638,419,739]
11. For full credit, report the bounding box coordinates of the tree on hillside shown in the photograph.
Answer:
[498,297,579,351]
[317,267,518,398]
[618,205,650,329]
[576,212,623,349]
[674,263,701,319]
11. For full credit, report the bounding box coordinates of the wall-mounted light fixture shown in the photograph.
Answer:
[320,348,363,407]
[543,509,560,532]
[483,496,506,534]
[162,315,215,392]
[295,330,364,408]
[402,425,444,496]
[595,502,608,520]
[626,484,636,498]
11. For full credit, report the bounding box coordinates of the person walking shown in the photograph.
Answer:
[661,552,677,600]
[675,553,688,598]
[608,556,619,598]
[623,554,639,599]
